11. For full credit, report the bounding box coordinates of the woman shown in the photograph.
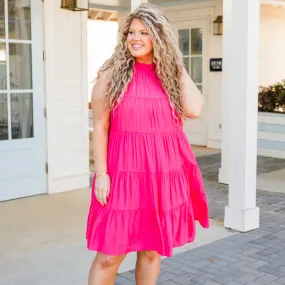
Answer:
[86,3,209,285]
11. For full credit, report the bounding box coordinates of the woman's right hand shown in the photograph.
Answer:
[94,174,111,206]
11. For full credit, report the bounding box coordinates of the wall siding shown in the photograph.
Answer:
[259,5,285,86]
[45,1,89,194]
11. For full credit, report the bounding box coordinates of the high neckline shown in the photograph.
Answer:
[134,61,156,72]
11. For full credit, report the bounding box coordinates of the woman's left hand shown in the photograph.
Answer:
[94,174,111,206]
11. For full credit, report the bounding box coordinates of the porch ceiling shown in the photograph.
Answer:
[88,9,118,21]
[88,0,207,12]
[88,0,285,15]
[89,0,130,12]
[261,0,285,7]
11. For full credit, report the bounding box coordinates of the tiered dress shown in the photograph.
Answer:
[86,61,209,257]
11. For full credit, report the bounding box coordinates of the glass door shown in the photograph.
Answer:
[179,28,203,93]
[173,19,208,146]
[0,0,46,201]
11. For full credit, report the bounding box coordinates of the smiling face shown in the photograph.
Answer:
[127,18,154,64]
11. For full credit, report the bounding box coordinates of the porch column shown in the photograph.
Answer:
[218,0,232,185]
[131,0,148,12]
[224,0,260,231]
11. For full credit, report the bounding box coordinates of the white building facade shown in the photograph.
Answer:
[1,0,285,232]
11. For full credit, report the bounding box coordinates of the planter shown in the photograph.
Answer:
[257,112,285,159]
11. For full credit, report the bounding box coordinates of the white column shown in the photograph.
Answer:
[224,0,260,232]
[218,0,232,185]
[131,0,148,12]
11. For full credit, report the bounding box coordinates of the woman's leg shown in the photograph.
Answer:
[135,250,161,285]
[88,252,127,285]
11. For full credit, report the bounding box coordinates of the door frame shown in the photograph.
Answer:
[32,0,46,177]
[172,17,210,146]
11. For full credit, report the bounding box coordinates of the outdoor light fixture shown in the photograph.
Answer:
[61,0,89,11]
[213,16,223,35]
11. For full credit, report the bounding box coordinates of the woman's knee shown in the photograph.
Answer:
[95,253,124,269]
[137,250,160,262]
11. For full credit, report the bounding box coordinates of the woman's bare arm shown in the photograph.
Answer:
[91,71,111,175]
[91,71,112,206]
[181,69,204,119]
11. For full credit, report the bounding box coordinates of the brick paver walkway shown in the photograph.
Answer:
[115,154,285,285]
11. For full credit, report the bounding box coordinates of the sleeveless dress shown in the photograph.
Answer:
[86,61,209,257]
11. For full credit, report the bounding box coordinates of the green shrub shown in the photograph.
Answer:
[258,80,285,113]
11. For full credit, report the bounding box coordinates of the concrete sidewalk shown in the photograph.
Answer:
[1,152,285,285]
[0,187,233,285]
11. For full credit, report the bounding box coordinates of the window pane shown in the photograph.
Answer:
[0,94,8,140]
[0,0,5,39]
[191,57,202,84]
[11,93,33,139]
[9,43,32,90]
[8,0,31,40]
[183,57,189,74]
[191,28,203,56]
[0,43,7,90]
[179,29,189,56]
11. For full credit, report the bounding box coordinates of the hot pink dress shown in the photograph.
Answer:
[86,61,209,257]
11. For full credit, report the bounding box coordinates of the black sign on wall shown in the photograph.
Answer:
[210,58,223,72]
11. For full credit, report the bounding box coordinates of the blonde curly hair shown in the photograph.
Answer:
[97,3,185,118]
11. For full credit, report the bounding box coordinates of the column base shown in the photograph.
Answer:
[218,168,229,184]
[224,206,260,232]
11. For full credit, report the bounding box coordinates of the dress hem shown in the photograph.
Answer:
[87,235,197,258]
